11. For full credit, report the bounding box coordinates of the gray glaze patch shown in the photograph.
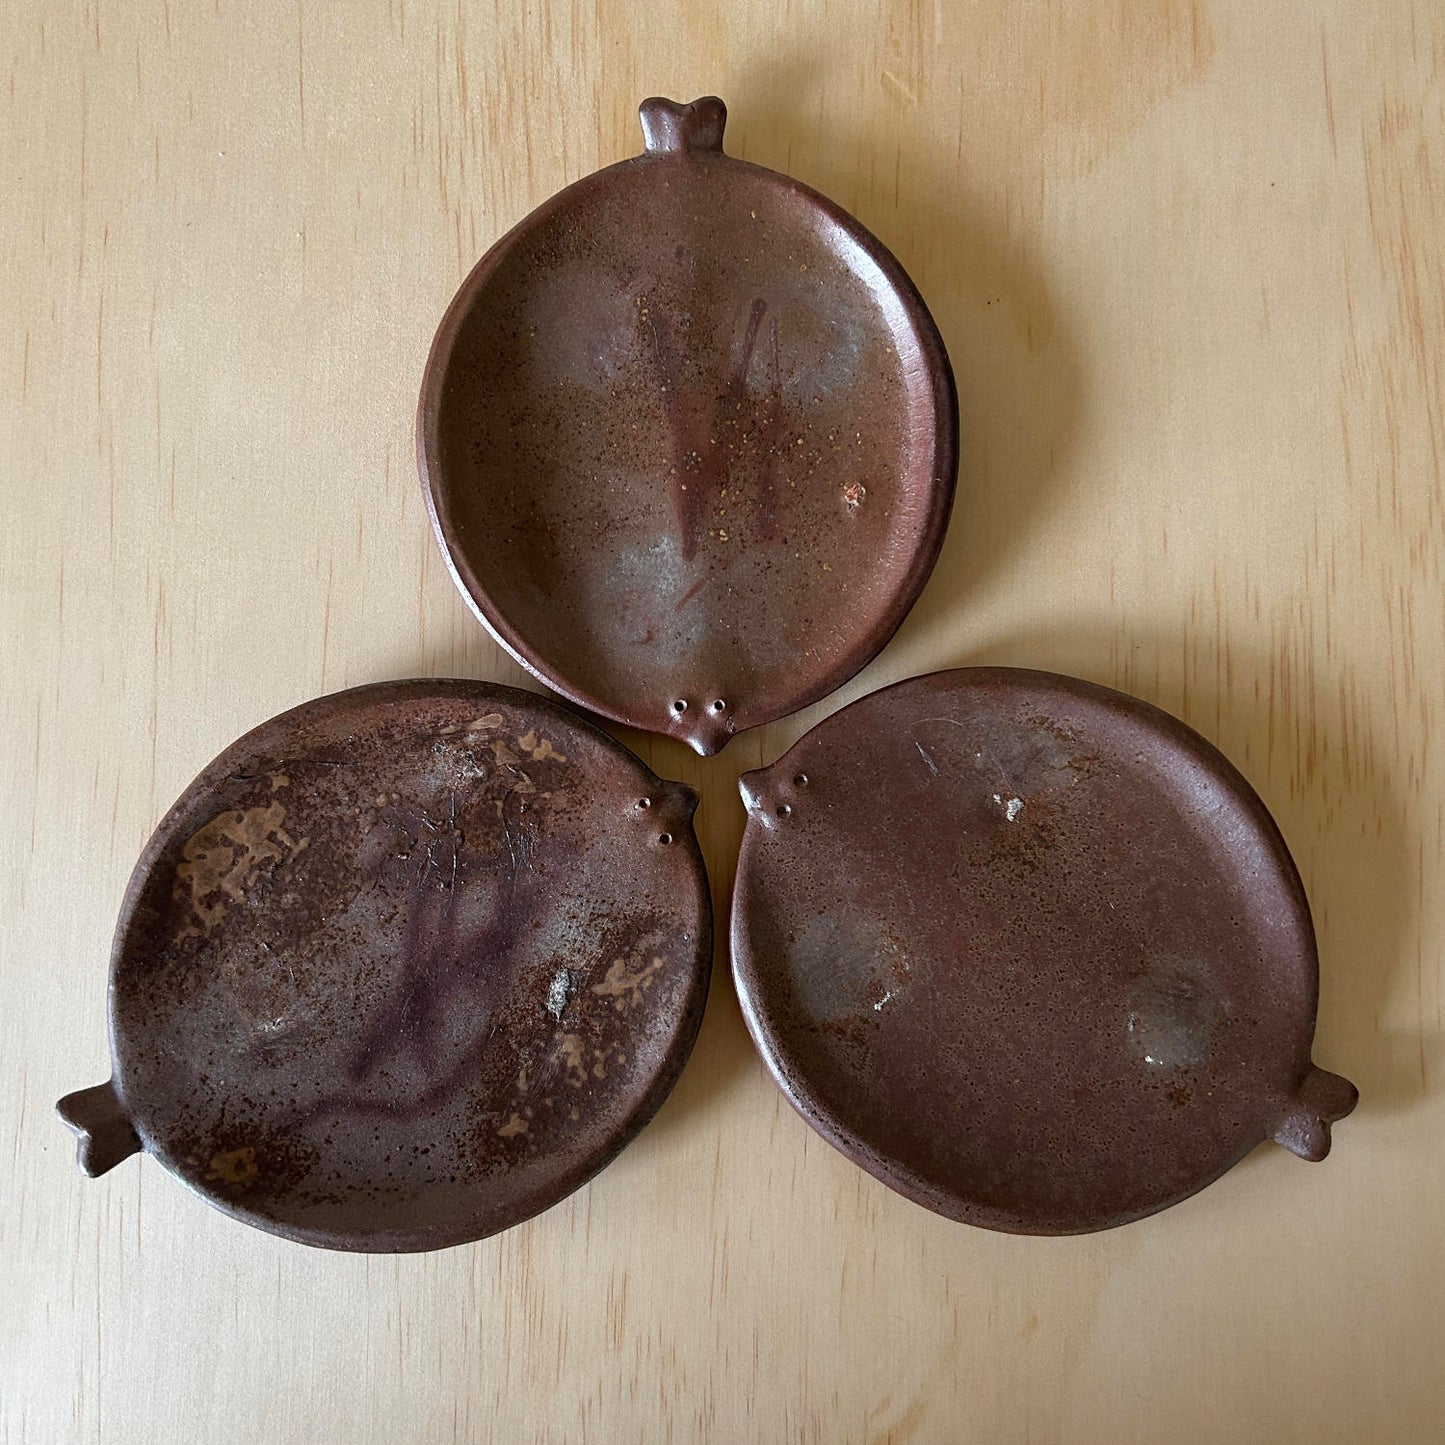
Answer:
[787,913,913,1026]
[1124,954,1227,1071]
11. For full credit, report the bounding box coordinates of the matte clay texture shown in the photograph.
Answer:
[58,681,711,1251]
[418,97,957,755]
[731,668,1357,1234]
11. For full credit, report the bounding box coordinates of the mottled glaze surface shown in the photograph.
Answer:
[58,681,711,1251]
[418,97,957,754]
[731,668,1356,1234]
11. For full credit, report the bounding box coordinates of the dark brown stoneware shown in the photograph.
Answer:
[418,96,957,755]
[730,668,1357,1234]
[57,681,711,1251]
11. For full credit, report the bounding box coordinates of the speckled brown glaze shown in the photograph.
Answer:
[730,668,1357,1234]
[57,681,711,1251]
[417,97,957,755]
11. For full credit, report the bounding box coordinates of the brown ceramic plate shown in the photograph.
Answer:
[731,668,1357,1234]
[417,96,957,755]
[57,681,710,1251]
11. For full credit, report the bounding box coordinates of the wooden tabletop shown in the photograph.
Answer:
[4,2,1442,1440]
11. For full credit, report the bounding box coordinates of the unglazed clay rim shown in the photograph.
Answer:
[85,680,713,1252]
[729,666,1355,1235]
[416,97,958,756]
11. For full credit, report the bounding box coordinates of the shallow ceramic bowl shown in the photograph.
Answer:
[731,668,1357,1234]
[418,96,957,755]
[58,681,711,1251]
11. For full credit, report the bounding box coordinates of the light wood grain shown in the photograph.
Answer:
[4,2,1443,1440]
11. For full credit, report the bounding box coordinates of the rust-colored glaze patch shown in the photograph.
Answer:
[173,796,308,937]
[207,1147,259,1187]
[731,668,1357,1235]
[417,96,957,756]
[64,680,711,1252]
[591,934,667,1011]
